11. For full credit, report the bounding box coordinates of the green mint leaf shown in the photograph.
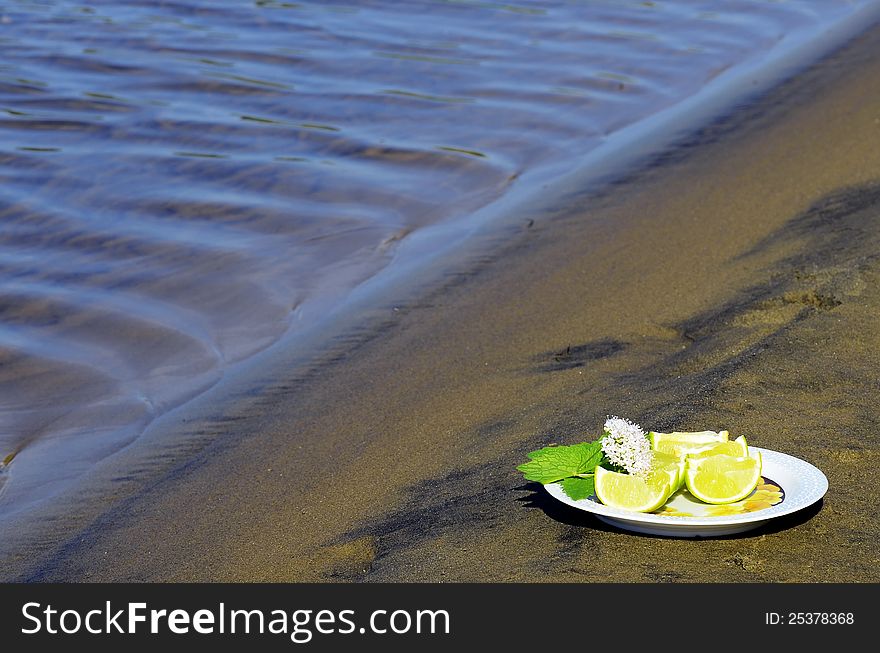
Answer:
[560,476,595,501]
[517,440,604,484]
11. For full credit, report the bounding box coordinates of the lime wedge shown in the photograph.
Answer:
[594,465,674,512]
[651,450,685,492]
[649,430,730,459]
[684,450,762,504]
[685,435,748,461]
[649,430,729,444]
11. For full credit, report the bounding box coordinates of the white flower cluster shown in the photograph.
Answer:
[601,415,653,476]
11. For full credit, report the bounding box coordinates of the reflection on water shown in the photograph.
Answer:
[0,0,869,512]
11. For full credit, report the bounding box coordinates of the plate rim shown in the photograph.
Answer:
[543,446,828,528]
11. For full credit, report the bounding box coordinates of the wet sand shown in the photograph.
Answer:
[6,23,880,582]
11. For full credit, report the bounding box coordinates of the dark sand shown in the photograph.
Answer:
[5,25,880,583]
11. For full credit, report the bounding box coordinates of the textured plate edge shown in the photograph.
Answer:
[593,514,770,538]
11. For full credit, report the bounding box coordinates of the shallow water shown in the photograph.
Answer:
[0,0,871,514]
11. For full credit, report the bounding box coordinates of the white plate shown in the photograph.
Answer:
[543,447,828,537]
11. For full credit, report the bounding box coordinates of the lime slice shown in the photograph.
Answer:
[595,465,674,512]
[684,450,762,504]
[686,435,748,461]
[649,430,730,459]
